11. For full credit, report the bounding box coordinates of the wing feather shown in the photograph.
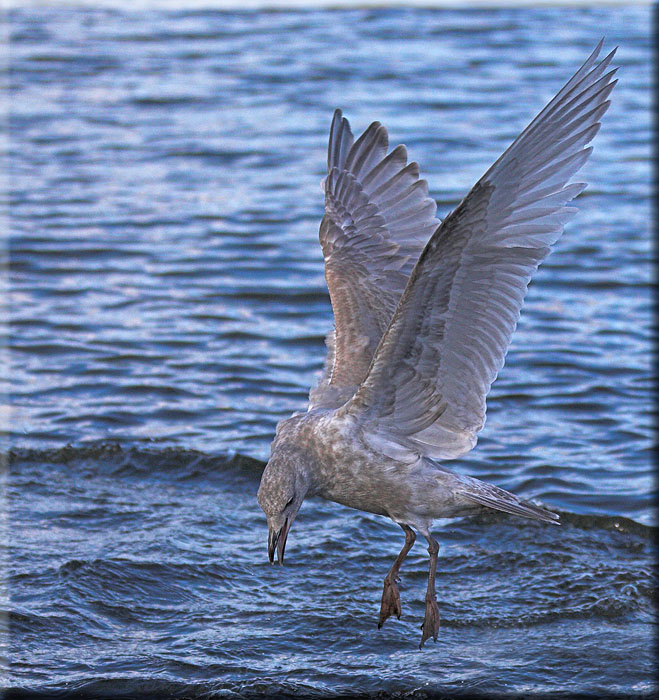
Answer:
[309,110,441,410]
[339,42,617,461]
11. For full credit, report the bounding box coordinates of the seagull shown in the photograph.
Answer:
[257,41,617,648]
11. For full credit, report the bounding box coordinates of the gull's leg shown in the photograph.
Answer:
[419,534,440,649]
[378,524,416,628]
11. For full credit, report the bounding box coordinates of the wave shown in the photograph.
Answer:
[6,443,654,536]
[6,442,266,479]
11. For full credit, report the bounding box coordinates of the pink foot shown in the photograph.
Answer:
[419,594,440,648]
[378,576,402,628]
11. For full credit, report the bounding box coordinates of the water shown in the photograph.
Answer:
[5,5,654,698]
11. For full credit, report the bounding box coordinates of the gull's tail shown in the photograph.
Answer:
[459,477,560,525]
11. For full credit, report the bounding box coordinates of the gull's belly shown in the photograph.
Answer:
[317,465,410,518]
[304,411,476,524]
[311,439,415,517]
[314,447,467,523]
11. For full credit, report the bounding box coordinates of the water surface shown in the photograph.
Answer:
[6,5,654,698]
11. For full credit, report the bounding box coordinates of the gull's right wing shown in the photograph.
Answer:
[309,111,440,411]
[340,41,618,461]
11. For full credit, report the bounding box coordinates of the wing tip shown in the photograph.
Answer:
[328,108,354,171]
[589,37,618,66]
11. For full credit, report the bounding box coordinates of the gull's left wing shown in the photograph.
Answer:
[339,41,618,461]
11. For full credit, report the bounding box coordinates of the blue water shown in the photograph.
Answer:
[5,5,654,698]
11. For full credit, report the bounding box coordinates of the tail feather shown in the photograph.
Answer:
[460,482,560,526]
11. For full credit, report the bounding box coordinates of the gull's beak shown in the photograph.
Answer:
[268,518,290,565]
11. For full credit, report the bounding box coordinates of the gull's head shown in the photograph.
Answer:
[257,445,310,565]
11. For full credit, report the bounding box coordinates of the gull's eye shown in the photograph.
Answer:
[285,496,295,509]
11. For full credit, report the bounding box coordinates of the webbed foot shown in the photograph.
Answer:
[419,593,440,648]
[378,575,402,628]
